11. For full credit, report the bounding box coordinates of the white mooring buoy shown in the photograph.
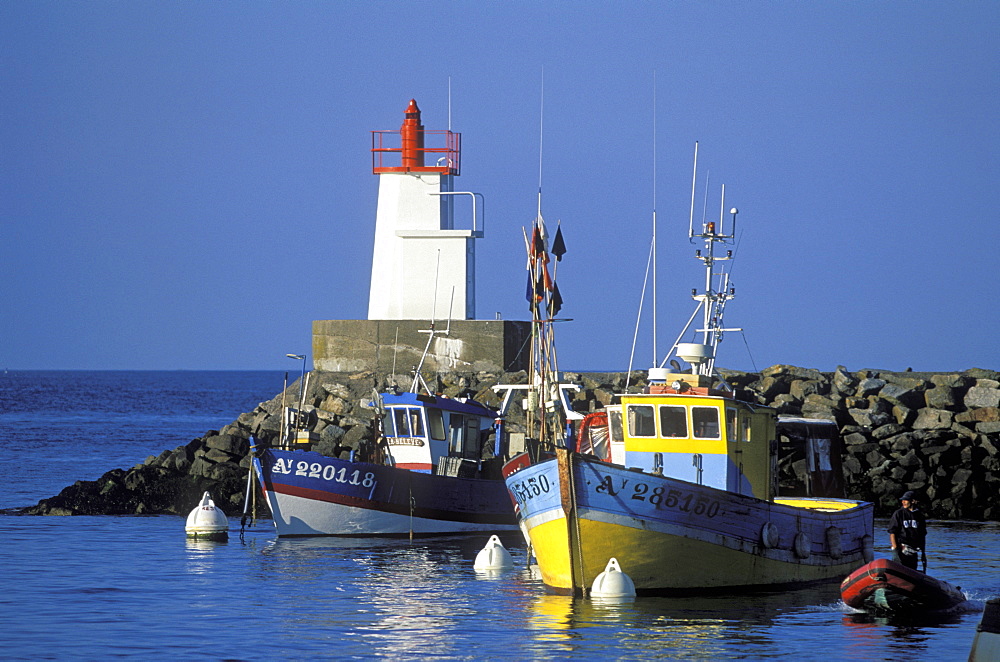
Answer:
[590,558,636,599]
[185,492,229,540]
[474,535,514,571]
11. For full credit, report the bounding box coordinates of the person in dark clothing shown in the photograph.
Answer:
[887,490,927,570]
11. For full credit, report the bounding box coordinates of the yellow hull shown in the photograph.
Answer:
[529,512,865,592]
[510,450,875,594]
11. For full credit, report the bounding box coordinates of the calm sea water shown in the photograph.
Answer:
[1,371,997,660]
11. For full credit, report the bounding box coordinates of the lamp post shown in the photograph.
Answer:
[286,354,307,435]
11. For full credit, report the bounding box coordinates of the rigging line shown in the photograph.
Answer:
[505,332,533,371]
[725,226,746,281]
[739,329,760,374]
[660,300,705,369]
[391,326,399,383]
[627,237,655,389]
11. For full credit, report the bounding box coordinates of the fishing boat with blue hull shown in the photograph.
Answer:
[502,152,875,594]
[507,430,874,593]
[255,390,517,537]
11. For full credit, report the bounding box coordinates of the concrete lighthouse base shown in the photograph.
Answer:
[311,319,531,375]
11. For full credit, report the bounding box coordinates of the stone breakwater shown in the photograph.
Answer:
[728,366,1000,520]
[22,366,1000,521]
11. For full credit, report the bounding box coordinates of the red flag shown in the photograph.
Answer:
[530,227,545,259]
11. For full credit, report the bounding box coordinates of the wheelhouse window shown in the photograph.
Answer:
[659,405,688,438]
[464,418,481,459]
[608,409,624,443]
[692,406,721,439]
[726,408,738,442]
[392,409,409,436]
[410,409,424,436]
[427,408,446,441]
[627,405,656,437]
[392,408,424,437]
[449,414,464,453]
[449,413,481,457]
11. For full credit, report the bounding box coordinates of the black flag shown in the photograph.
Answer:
[551,226,567,261]
[549,282,563,316]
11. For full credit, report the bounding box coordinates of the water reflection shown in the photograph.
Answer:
[519,584,848,656]
[841,596,975,659]
[235,524,994,659]
[252,533,532,658]
[184,536,228,574]
[838,612,949,657]
[528,594,574,640]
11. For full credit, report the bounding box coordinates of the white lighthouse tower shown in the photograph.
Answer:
[367,99,481,321]
[311,99,529,375]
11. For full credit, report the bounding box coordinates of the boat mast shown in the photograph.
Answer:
[661,146,741,378]
[530,70,546,445]
[691,193,740,376]
[651,73,658,366]
[494,73,579,451]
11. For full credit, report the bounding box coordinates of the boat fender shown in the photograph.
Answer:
[590,558,636,599]
[793,532,811,559]
[760,522,779,549]
[473,535,514,571]
[825,526,843,559]
[861,534,875,562]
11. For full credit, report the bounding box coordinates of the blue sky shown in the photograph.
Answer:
[2,2,997,373]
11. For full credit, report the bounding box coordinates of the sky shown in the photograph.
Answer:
[2,2,997,373]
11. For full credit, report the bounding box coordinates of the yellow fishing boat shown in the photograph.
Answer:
[502,149,874,594]
[506,380,875,593]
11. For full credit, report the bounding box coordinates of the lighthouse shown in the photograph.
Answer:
[367,99,481,320]
[311,99,529,375]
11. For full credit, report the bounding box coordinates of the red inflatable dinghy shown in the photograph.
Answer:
[840,558,966,614]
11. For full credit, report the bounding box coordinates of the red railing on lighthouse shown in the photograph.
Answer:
[372,99,461,176]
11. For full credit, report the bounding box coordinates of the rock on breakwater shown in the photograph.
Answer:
[730,365,1000,520]
[20,366,1000,521]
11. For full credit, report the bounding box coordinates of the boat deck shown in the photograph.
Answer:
[774,497,864,512]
